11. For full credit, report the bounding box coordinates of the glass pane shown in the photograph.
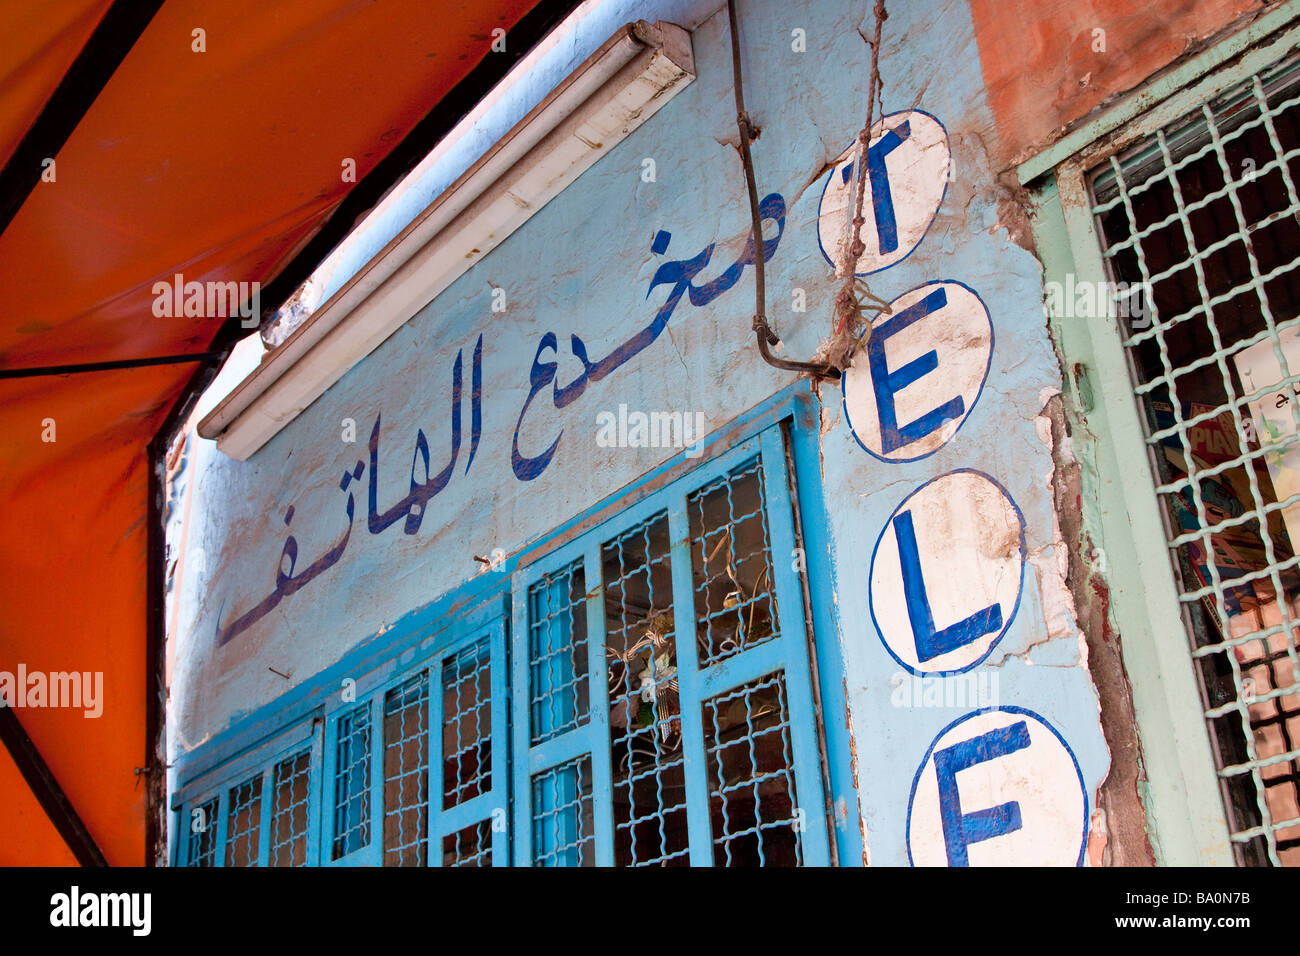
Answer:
[528,560,589,744]
[531,756,594,867]
[332,703,371,860]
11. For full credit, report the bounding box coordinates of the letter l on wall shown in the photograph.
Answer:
[893,509,1002,663]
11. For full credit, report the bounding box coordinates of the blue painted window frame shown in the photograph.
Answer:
[317,598,510,866]
[172,599,510,867]
[173,717,324,867]
[510,418,836,866]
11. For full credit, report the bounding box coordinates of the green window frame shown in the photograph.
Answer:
[1027,4,1300,866]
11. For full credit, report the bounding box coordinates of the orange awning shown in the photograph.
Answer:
[0,0,566,866]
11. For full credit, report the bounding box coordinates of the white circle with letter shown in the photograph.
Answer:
[907,707,1087,867]
[869,469,1023,675]
[817,109,950,275]
[843,280,992,462]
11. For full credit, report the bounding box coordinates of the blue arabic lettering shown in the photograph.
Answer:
[217,460,365,647]
[368,347,463,536]
[218,335,484,646]
[511,193,787,481]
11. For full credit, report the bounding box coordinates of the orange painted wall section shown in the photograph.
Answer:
[968,0,1265,170]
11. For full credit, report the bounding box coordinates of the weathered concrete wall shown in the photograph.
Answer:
[170,0,1119,865]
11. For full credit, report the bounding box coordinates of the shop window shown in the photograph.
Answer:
[322,616,509,866]
[177,728,321,867]
[512,423,833,866]
[1087,53,1300,865]
[174,405,849,866]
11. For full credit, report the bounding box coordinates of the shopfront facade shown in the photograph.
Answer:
[165,0,1300,866]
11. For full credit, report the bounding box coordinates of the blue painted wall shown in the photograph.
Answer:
[169,0,1110,866]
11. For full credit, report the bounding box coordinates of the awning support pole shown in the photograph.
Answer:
[0,707,108,867]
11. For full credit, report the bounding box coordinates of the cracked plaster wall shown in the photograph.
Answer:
[168,0,1129,865]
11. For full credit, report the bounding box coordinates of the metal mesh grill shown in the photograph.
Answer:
[443,819,493,867]
[187,796,219,867]
[531,756,595,866]
[1089,55,1300,865]
[688,456,780,666]
[225,775,263,866]
[332,703,372,860]
[528,559,589,745]
[442,639,491,809]
[383,673,429,866]
[702,673,802,866]
[603,512,689,866]
[269,750,311,867]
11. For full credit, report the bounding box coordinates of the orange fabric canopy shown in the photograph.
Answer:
[0,0,548,865]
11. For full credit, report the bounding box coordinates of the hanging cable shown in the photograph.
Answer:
[727,0,841,382]
[827,0,891,369]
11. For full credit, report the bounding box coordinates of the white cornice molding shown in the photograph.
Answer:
[198,20,695,460]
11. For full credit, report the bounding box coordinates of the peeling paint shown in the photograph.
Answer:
[165,0,1131,867]
[1038,389,1157,865]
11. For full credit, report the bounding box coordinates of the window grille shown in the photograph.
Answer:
[513,424,832,866]
[431,629,507,866]
[528,559,589,745]
[1087,53,1300,865]
[270,750,312,866]
[531,756,597,866]
[689,456,780,666]
[173,401,852,866]
[225,775,263,867]
[187,796,219,867]
[319,612,509,866]
[604,512,689,866]
[332,703,372,860]
[443,819,493,867]
[383,673,429,866]
[703,674,801,866]
[175,612,511,867]
[178,727,319,867]
[442,639,492,809]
